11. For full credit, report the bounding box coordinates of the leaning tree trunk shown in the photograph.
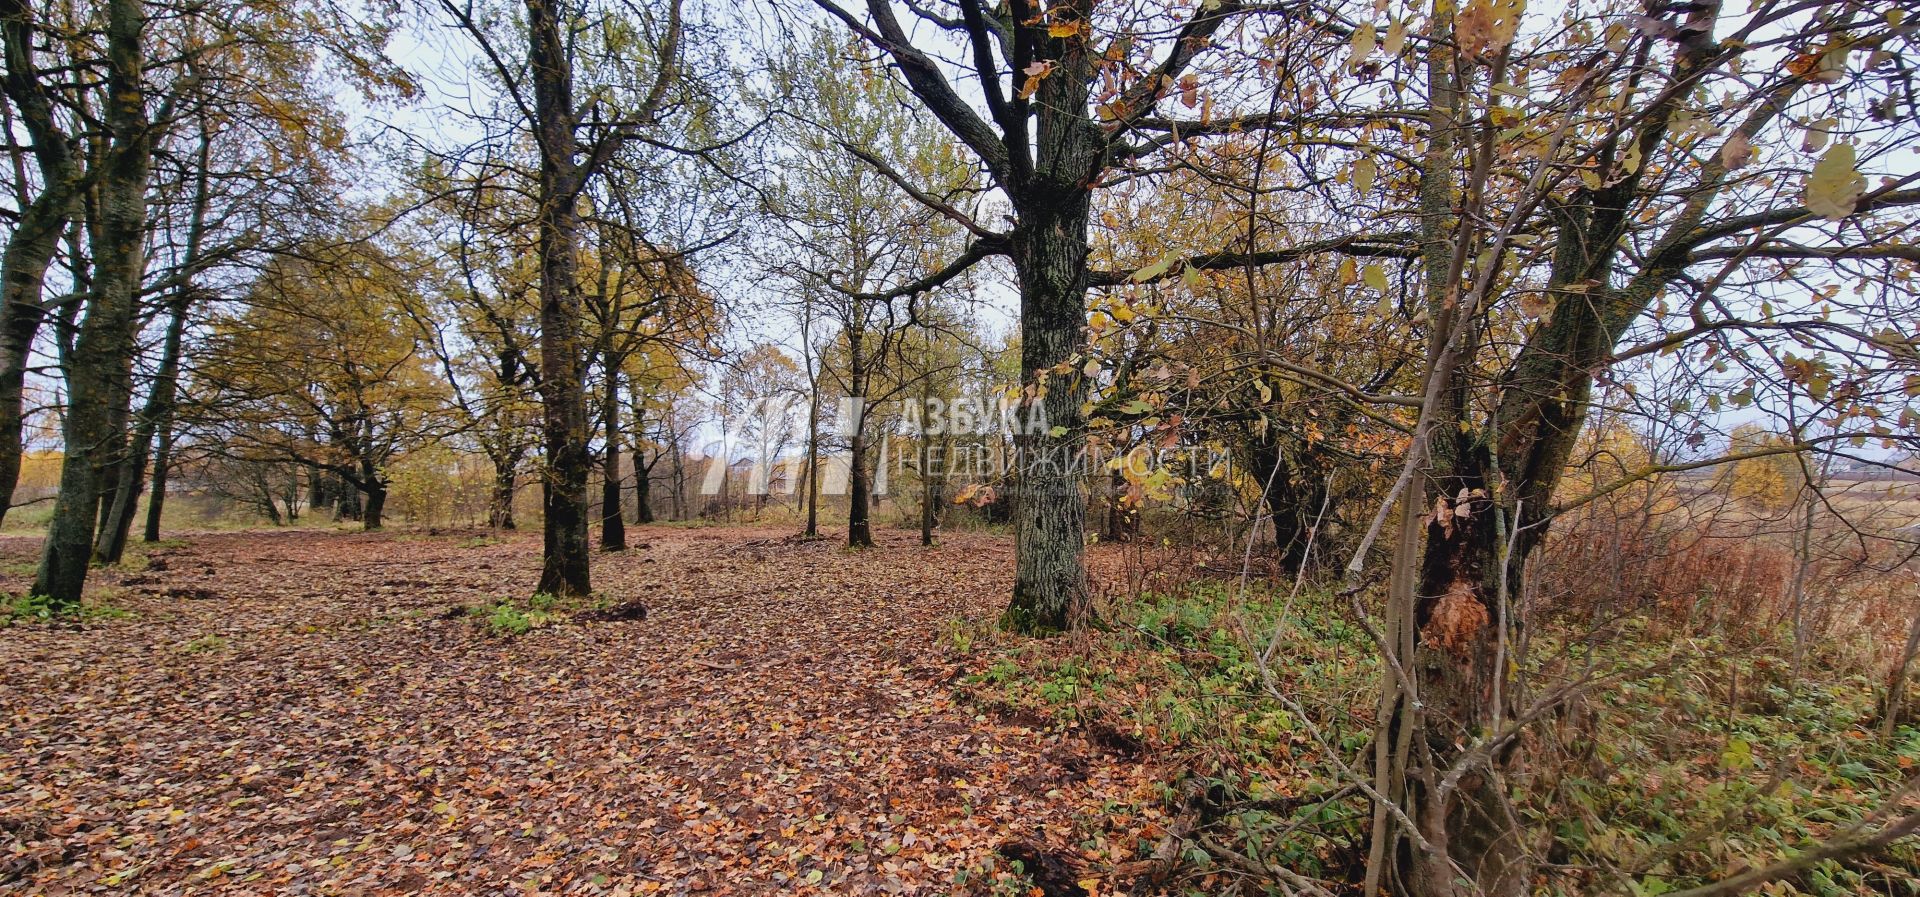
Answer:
[0,196,64,529]
[599,368,625,551]
[528,0,591,596]
[1885,598,1920,740]
[97,293,188,563]
[32,0,149,606]
[141,417,174,542]
[0,0,78,529]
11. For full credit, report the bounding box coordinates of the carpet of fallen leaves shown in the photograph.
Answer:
[0,526,1167,896]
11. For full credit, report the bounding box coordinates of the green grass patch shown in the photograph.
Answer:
[0,590,135,626]
[960,582,1920,895]
[470,591,613,637]
[178,633,229,653]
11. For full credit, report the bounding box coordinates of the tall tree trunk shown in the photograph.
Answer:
[141,417,173,542]
[633,456,653,524]
[99,118,210,561]
[848,332,879,549]
[490,459,518,529]
[1002,193,1093,635]
[0,0,78,529]
[528,0,591,597]
[846,335,873,548]
[96,293,189,563]
[600,368,625,550]
[916,379,936,546]
[919,437,936,547]
[0,199,62,528]
[626,390,653,524]
[803,383,820,538]
[847,424,872,548]
[669,435,684,520]
[32,0,149,606]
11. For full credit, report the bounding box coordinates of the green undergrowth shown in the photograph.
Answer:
[465,591,616,636]
[950,582,1920,896]
[0,590,135,626]
[1532,621,1920,896]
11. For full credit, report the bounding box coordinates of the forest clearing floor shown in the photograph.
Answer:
[0,526,1166,896]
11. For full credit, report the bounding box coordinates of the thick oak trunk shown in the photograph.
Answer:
[632,458,653,524]
[1002,195,1092,636]
[363,481,386,531]
[847,426,872,548]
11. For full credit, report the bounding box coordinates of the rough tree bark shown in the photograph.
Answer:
[1002,180,1094,635]
[813,0,1241,634]
[0,0,81,529]
[32,0,150,606]
[846,332,873,548]
[632,421,657,526]
[97,292,190,563]
[515,0,678,593]
[803,361,821,539]
[527,0,593,595]
[141,418,174,542]
[1375,3,1748,894]
[490,464,518,528]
